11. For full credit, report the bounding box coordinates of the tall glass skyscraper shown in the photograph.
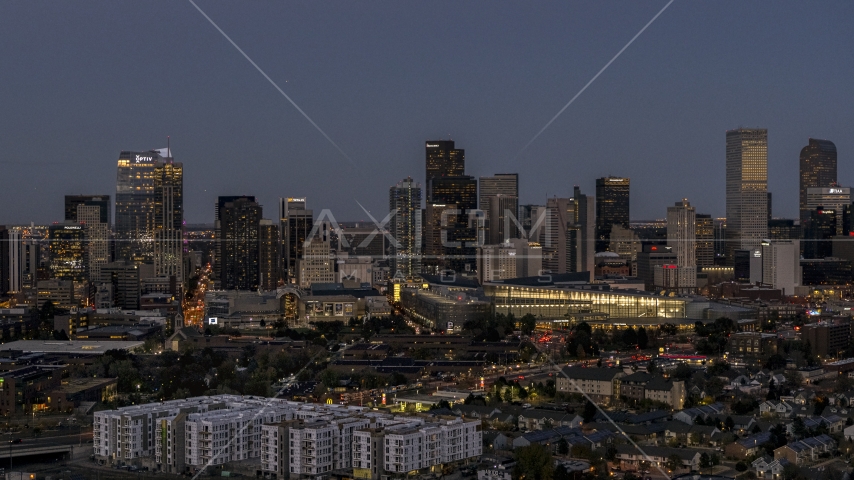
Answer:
[725,128,768,260]
[115,149,183,267]
[799,138,837,227]
[389,177,422,278]
[595,177,630,252]
[279,197,313,283]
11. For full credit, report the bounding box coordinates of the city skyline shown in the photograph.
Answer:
[1,2,852,224]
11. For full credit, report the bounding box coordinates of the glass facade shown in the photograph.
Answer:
[799,138,837,226]
[725,128,768,259]
[483,284,687,319]
[115,150,183,265]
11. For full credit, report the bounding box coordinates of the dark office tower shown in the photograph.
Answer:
[217,197,262,290]
[483,195,520,244]
[65,195,111,225]
[844,204,853,236]
[480,174,519,244]
[259,219,281,291]
[725,128,768,261]
[48,223,87,281]
[595,177,630,252]
[713,218,727,265]
[423,176,478,274]
[425,141,464,202]
[0,226,9,294]
[279,198,314,283]
[389,177,422,278]
[695,214,715,268]
[115,148,183,265]
[804,207,836,259]
[799,138,838,227]
[769,219,801,241]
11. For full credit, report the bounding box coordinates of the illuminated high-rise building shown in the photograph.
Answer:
[666,199,696,290]
[259,219,281,291]
[77,204,110,283]
[153,160,184,281]
[279,198,313,283]
[424,175,478,274]
[425,141,464,201]
[48,223,87,282]
[695,214,714,268]
[217,197,262,290]
[595,177,630,252]
[389,177,422,278]
[115,149,183,266]
[725,128,768,260]
[804,187,849,236]
[799,138,837,227]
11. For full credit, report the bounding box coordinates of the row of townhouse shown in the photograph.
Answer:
[613,445,701,472]
[556,367,685,409]
[773,434,836,465]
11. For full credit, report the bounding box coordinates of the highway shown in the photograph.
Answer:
[0,432,92,460]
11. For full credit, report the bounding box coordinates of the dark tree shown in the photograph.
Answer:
[637,327,649,349]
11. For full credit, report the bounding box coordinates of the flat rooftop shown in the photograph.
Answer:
[0,340,144,354]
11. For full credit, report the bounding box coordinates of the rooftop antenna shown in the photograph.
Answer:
[167,136,171,162]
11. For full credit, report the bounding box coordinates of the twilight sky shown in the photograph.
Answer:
[1,1,852,225]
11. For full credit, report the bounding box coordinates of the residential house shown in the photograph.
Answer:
[729,415,757,435]
[516,410,583,431]
[725,431,773,460]
[752,456,788,480]
[773,434,836,465]
[785,415,846,435]
[614,445,700,472]
[663,421,721,446]
[759,400,794,417]
[673,403,725,425]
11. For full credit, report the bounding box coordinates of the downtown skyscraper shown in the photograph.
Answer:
[799,138,837,227]
[543,187,594,279]
[279,197,314,283]
[595,177,630,252]
[423,141,478,275]
[115,149,183,269]
[425,140,464,202]
[389,177,422,278]
[666,199,697,291]
[725,128,768,260]
[479,173,519,244]
[217,196,262,291]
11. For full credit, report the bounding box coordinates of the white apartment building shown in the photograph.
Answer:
[99,397,481,479]
[97,395,359,472]
[353,417,482,480]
